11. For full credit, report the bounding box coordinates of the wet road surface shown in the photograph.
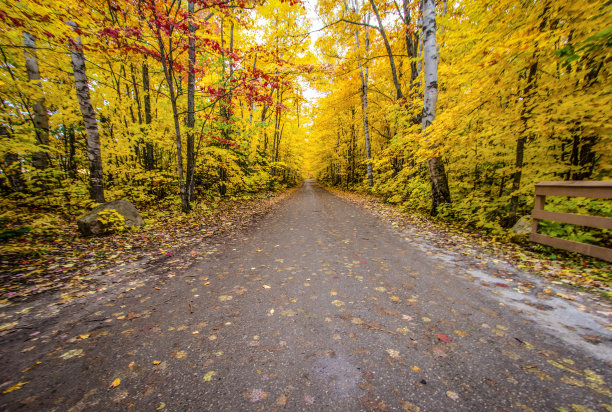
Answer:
[1,180,611,411]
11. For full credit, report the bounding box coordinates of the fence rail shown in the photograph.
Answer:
[530,181,612,262]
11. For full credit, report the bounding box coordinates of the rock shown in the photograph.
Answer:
[77,199,143,236]
[511,215,532,235]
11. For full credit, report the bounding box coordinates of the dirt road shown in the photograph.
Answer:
[1,180,611,411]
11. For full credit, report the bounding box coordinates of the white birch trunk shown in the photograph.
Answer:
[421,0,450,213]
[23,32,49,169]
[68,23,105,203]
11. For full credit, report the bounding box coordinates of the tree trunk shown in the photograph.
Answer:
[354,10,374,188]
[23,32,49,170]
[0,126,25,192]
[155,25,188,212]
[271,88,281,177]
[68,23,105,203]
[142,60,154,170]
[508,4,549,224]
[508,60,537,224]
[368,0,404,100]
[130,63,142,125]
[422,0,450,214]
[359,66,373,188]
[401,0,419,89]
[185,0,196,209]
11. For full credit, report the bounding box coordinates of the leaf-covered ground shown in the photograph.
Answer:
[327,188,611,299]
[0,190,295,306]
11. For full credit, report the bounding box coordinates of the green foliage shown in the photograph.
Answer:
[96,209,125,234]
[538,197,612,247]
[0,226,31,241]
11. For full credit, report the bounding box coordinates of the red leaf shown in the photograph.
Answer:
[437,333,453,343]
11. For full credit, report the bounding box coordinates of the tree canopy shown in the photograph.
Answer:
[1,0,610,244]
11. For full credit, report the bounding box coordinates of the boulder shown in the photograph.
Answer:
[511,215,532,235]
[77,199,144,236]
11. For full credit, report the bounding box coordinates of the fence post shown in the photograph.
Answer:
[530,194,546,241]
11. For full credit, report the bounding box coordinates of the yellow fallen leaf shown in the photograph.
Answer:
[156,402,166,410]
[3,381,28,394]
[78,333,90,340]
[128,362,135,368]
[153,360,161,365]
[411,366,420,372]
[276,394,289,406]
[446,390,459,401]
[203,371,216,382]
[110,378,121,388]
[422,317,431,322]
[331,300,345,307]
[60,349,83,360]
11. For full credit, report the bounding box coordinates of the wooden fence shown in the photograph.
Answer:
[530,181,612,262]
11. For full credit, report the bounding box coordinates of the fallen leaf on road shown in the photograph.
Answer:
[110,378,120,388]
[276,394,288,406]
[2,382,28,394]
[248,389,268,402]
[446,391,459,401]
[331,300,345,307]
[60,349,83,360]
[203,371,216,382]
[437,333,453,343]
[401,400,420,411]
